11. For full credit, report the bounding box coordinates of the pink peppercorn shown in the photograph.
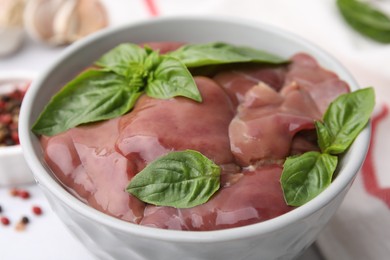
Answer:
[11,131,19,143]
[0,114,12,124]
[18,190,30,199]
[1,216,10,226]
[32,206,42,216]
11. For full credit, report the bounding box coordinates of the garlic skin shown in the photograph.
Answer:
[24,0,109,46]
[0,0,26,56]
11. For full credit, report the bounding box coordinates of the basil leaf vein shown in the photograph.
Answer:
[126,150,220,208]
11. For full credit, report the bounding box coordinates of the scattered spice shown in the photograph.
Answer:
[8,187,31,199]
[32,206,42,216]
[21,216,29,224]
[1,187,44,231]
[9,187,19,196]
[1,216,10,226]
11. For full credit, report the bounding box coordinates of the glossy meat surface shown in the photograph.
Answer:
[140,165,292,230]
[116,76,235,167]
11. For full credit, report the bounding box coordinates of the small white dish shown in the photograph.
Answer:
[0,71,35,186]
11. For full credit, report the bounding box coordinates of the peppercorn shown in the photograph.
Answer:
[9,188,31,199]
[18,190,30,199]
[32,206,43,216]
[11,131,19,143]
[1,216,10,226]
[21,216,29,224]
[9,187,19,196]
[1,95,10,102]
[15,216,28,231]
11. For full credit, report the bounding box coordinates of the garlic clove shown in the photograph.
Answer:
[50,0,79,45]
[52,0,109,45]
[23,0,65,44]
[0,0,26,56]
[75,0,108,39]
[24,0,109,46]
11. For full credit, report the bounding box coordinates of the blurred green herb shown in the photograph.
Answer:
[337,0,390,43]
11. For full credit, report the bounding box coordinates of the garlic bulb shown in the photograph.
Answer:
[0,0,25,27]
[24,0,109,46]
[0,0,25,56]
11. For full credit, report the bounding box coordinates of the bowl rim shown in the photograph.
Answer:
[19,15,371,243]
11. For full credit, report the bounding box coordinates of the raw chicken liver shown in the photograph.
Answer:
[41,43,350,230]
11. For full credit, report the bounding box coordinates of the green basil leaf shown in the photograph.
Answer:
[281,151,338,206]
[169,42,287,68]
[316,87,375,154]
[337,0,390,43]
[146,55,202,102]
[32,70,142,136]
[126,150,220,208]
[95,43,149,77]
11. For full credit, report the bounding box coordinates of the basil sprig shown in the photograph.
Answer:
[32,42,286,136]
[316,88,375,154]
[281,87,375,206]
[337,0,390,43]
[126,150,220,209]
[32,44,201,136]
[169,42,287,67]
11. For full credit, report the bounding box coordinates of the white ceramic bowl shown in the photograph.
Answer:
[19,17,370,260]
[0,71,35,186]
